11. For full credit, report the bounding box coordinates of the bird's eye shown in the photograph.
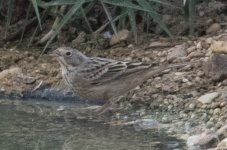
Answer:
[66,51,72,56]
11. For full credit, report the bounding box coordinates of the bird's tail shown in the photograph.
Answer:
[147,62,193,77]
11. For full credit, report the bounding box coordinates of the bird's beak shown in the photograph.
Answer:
[49,50,60,57]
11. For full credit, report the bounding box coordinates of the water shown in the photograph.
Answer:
[0,99,185,150]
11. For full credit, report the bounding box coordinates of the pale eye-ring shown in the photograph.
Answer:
[65,51,72,56]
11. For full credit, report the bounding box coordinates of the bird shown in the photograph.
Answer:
[50,47,189,114]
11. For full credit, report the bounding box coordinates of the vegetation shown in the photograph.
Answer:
[0,0,197,52]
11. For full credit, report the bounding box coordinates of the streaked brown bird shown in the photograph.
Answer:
[50,47,188,114]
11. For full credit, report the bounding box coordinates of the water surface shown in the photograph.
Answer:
[0,99,185,150]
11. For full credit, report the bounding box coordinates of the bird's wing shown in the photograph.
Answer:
[78,57,152,85]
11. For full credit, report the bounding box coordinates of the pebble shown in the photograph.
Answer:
[198,92,220,104]
[213,108,220,115]
[206,121,215,128]
[0,67,22,79]
[162,115,170,123]
[57,106,65,111]
[189,103,196,110]
[133,119,160,131]
[219,102,226,107]
[217,138,227,148]
[206,23,221,34]
[0,87,5,92]
[211,103,219,109]
[167,44,187,62]
[187,46,196,53]
[206,37,213,44]
[196,42,202,49]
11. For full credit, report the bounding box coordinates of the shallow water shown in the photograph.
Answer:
[0,99,185,150]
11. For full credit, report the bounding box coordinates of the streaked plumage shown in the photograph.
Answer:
[50,47,187,114]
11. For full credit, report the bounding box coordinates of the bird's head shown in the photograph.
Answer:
[50,47,87,68]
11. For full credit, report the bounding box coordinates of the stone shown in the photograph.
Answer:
[148,41,172,49]
[204,54,227,81]
[206,23,221,34]
[217,138,227,148]
[110,29,129,45]
[167,44,187,62]
[187,51,204,58]
[211,40,227,54]
[189,103,196,110]
[216,124,227,139]
[16,75,36,84]
[213,108,220,115]
[198,92,220,104]
[0,67,22,79]
[211,103,220,109]
[187,46,196,53]
[200,40,210,49]
[219,102,226,107]
[196,41,202,49]
[206,37,213,44]
[133,119,160,131]
[187,131,219,148]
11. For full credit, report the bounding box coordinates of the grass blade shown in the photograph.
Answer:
[127,8,137,44]
[42,0,86,54]
[100,0,118,36]
[28,7,50,47]
[102,0,157,14]
[20,3,32,42]
[137,0,173,38]
[31,0,42,29]
[188,0,196,35]
[147,0,178,8]
[38,0,92,7]
[5,0,14,38]
[80,7,93,33]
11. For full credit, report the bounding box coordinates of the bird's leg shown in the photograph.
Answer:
[95,100,112,115]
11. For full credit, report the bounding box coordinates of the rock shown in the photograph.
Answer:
[206,38,213,44]
[217,138,227,148]
[57,106,65,111]
[148,41,172,48]
[196,41,202,49]
[207,121,215,128]
[213,108,220,115]
[216,124,227,139]
[219,102,226,107]
[0,87,5,92]
[187,51,204,58]
[197,92,220,104]
[189,103,196,110]
[204,54,227,81]
[133,119,159,131]
[187,131,219,148]
[211,40,227,54]
[211,102,219,109]
[206,23,221,34]
[16,75,36,84]
[187,46,196,53]
[0,67,22,79]
[200,40,210,49]
[110,29,129,46]
[167,44,187,62]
